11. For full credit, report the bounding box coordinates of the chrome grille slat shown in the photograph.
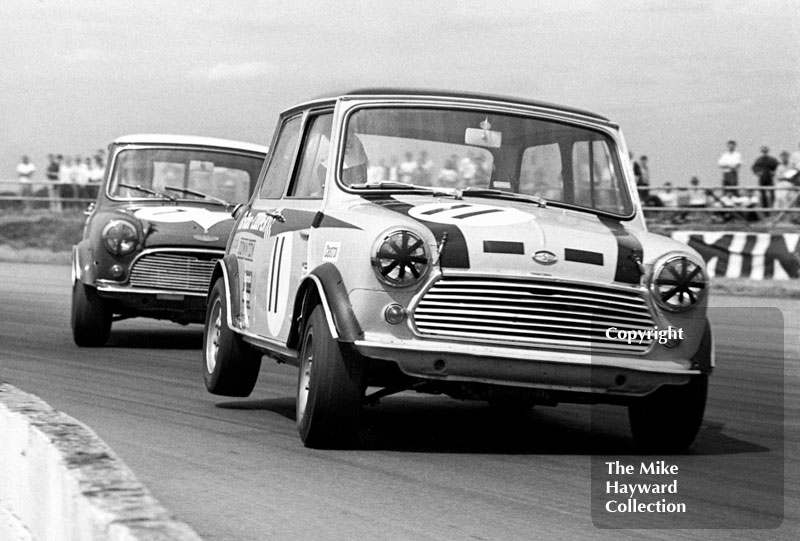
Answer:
[416,300,652,321]
[421,290,648,311]
[129,252,219,293]
[411,276,656,353]
[414,310,654,329]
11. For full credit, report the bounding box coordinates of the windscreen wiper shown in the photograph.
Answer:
[456,187,546,208]
[163,186,232,207]
[118,183,176,202]
[349,181,452,196]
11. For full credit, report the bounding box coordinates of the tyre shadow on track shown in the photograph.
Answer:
[215,395,769,456]
[216,397,296,421]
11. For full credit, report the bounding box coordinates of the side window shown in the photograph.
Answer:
[258,115,302,199]
[287,113,333,198]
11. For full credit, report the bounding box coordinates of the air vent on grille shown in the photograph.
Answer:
[129,252,219,293]
[411,276,656,353]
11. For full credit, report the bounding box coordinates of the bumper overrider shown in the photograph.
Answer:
[348,270,712,398]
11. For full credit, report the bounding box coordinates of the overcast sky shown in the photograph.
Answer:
[2,0,798,187]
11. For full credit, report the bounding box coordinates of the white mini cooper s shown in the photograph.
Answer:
[202,89,713,450]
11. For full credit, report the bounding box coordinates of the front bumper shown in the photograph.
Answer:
[354,338,698,397]
[95,281,207,321]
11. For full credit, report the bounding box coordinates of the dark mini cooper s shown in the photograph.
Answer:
[71,134,267,346]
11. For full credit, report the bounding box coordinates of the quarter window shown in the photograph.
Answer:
[258,115,302,199]
[288,113,333,198]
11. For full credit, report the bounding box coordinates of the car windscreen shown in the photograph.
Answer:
[107,147,263,204]
[340,107,633,217]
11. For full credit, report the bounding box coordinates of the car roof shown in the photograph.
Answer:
[112,134,268,155]
[287,87,610,123]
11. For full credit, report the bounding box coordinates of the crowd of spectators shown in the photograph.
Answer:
[8,141,800,222]
[632,140,800,224]
[366,150,492,189]
[9,150,106,211]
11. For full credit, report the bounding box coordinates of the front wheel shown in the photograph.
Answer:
[71,281,111,347]
[203,278,262,396]
[296,305,364,448]
[628,374,708,453]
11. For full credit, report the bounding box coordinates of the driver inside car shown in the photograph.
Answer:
[341,130,369,184]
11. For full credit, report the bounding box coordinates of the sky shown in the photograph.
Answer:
[2,0,798,188]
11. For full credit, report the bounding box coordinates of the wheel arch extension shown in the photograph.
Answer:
[72,241,95,284]
[690,318,714,374]
[209,254,241,326]
[287,263,363,350]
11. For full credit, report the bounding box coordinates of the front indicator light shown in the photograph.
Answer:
[109,264,125,279]
[384,303,407,325]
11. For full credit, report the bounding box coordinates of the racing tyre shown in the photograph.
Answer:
[628,374,708,453]
[203,278,262,396]
[71,281,111,347]
[296,305,364,448]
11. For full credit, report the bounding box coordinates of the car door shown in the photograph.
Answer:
[232,114,301,332]
[250,111,334,342]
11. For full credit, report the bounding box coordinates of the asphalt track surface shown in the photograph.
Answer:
[0,262,798,540]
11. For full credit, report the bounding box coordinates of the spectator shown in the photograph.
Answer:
[688,176,708,208]
[718,140,742,195]
[436,155,460,188]
[473,154,491,187]
[16,155,36,211]
[656,182,681,223]
[638,155,650,198]
[87,156,104,199]
[774,151,798,209]
[59,155,76,208]
[367,159,388,182]
[74,155,90,203]
[751,145,779,208]
[657,182,678,208]
[735,189,760,222]
[387,155,399,182]
[46,154,63,212]
[458,154,478,187]
[398,152,417,183]
[416,151,434,186]
[788,141,800,171]
[775,150,793,182]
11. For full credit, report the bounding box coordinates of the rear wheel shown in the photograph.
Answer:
[71,281,111,347]
[296,305,364,448]
[203,278,262,396]
[628,374,708,453]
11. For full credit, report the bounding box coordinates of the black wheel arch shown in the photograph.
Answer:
[287,263,363,350]
[72,241,96,285]
[690,318,714,374]
[208,254,242,315]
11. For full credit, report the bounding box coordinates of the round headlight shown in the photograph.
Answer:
[101,220,139,256]
[371,230,430,287]
[650,254,708,312]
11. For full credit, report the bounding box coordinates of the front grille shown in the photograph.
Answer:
[129,252,219,293]
[411,276,656,353]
